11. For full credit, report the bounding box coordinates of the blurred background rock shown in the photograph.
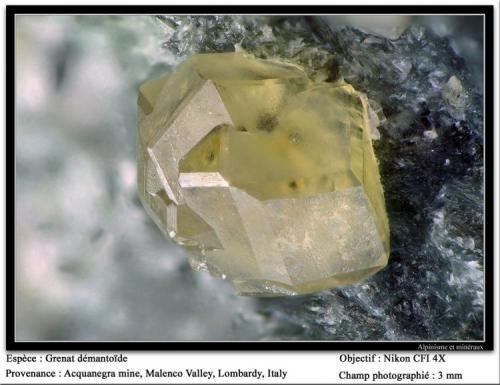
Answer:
[15,14,484,341]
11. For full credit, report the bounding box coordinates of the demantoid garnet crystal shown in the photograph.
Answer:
[137,53,390,296]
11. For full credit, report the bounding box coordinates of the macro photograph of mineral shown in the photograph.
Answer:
[14,12,486,342]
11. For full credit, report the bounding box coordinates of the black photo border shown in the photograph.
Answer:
[5,4,494,351]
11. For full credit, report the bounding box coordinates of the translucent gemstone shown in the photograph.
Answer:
[137,52,390,296]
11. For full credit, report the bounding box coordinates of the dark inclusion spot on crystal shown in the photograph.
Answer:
[237,125,248,132]
[257,113,278,132]
[319,174,329,186]
[288,132,301,143]
[207,151,215,162]
[288,181,298,189]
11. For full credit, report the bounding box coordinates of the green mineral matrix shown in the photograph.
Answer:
[137,52,390,296]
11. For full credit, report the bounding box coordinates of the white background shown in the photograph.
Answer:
[1,0,498,384]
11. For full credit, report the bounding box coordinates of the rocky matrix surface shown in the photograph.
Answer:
[16,15,483,341]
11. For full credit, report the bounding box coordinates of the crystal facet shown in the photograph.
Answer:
[137,53,390,296]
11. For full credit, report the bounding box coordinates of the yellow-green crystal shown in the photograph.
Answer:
[137,52,390,296]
